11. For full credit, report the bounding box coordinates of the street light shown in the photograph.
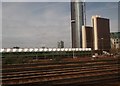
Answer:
[72,48,76,58]
[101,38,104,54]
[73,50,75,58]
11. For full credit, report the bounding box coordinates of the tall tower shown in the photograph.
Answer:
[82,26,93,49]
[92,15,110,50]
[71,0,85,48]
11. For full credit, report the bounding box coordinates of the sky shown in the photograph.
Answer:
[0,2,1,49]
[1,2,119,48]
[1,0,120,2]
[118,2,120,32]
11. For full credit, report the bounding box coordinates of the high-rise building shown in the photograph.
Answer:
[82,26,93,49]
[57,41,64,48]
[92,15,110,50]
[71,0,85,48]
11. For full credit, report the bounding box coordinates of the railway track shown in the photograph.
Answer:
[3,58,118,68]
[3,65,119,78]
[2,57,120,86]
[2,59,118,73]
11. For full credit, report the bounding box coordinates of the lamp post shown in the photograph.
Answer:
[91,37,93,57]
[36,52,38,60]
[73,50,75,58]
[101,38,104,54]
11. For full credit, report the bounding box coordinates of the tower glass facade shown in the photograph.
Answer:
[71,0,84,48]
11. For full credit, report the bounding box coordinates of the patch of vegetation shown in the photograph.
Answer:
[2,57,32,65]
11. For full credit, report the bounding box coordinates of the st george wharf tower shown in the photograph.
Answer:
[71,0,85,48]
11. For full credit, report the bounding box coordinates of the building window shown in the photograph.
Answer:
[116,38,118,41]
[114,39,116,42]
[114,41,116,44]
[114,44,116,48]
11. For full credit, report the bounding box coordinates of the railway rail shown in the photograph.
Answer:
[2,57,120,86]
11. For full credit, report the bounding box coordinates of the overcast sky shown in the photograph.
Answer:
[2,2,118,48]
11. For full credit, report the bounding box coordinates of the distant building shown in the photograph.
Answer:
[71,0,85,48]
[13,46,20,49]
[57,41,64,48]
[92,15,110,50]
[82,26,93,49]
[110,32,120,49]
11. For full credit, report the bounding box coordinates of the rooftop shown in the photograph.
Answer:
[110,32,120,38]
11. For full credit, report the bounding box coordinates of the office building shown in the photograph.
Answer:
[71,0,85,48]
[57,41,64,48]
[92,15,110,50]
[110,32,120,49]
[82,26,93,49]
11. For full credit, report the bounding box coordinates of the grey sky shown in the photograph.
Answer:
[1,0,120,2]
[86,2,118,32]
[0,2,1,49]
[2,2,118,48]
[118,2,120,32]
